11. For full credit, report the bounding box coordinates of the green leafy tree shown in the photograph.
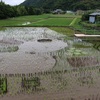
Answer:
[82,11,93,21]
[16,6,28,16]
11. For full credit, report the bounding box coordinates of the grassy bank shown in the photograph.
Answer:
[0,14,79,27]
[0,14,99,35]
[49,27,74,37]
[31,18,74,26]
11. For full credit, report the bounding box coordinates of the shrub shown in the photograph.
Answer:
[0,77,7,94]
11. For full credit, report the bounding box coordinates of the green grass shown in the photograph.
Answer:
[31,18,74,26]
[71,18,82,29]
[69,18,78,26]
[73,43,92,48]
[0,14,50,26]
[0,14,79,27]
[0,20,25,26]
[0,14,99,35]
[70,17,100,35]
[49,27,74,37]
[49,14,81,18]
[0,27,6,31]
[0,78,7,94]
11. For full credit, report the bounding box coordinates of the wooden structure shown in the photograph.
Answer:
[89,12,100,23]
[74,34,100,38]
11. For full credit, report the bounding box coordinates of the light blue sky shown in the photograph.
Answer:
[1,0,25,5]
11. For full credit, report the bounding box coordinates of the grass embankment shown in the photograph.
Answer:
[0,14,78,27]
[70,18,100,35]
[0,14,99,35]
[0,27,6,31]
[0,14,78,37]
[49,27,74,37]
[31,18,73,26]
[0,14,50,26]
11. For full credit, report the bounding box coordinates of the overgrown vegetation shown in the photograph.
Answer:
[22,77,40,90]
[21,0,100,11]
[0,14,78,27]
[67,48,87,56]
[49,27,74,37]
[0,77,7,94]
[0,46,19,52]
[31,18,74,26]
[0,1,43,20]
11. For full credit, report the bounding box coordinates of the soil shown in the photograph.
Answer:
[0,52,55,74]
[1,89,100,100]
[67,56,100,67]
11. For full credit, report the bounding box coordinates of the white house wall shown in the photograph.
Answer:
[89,16,95,23]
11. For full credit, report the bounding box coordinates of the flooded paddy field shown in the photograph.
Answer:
[0,27,100,74]
[0,27,69,74]
[0,27,100,99]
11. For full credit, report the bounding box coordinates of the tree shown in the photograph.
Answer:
[16,6,28,16]
[0,1,43,20]
[81,11,94,21]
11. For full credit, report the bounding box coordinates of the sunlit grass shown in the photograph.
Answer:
[31,18,74,26]
[0,14,78,27]
[49,27,74,36]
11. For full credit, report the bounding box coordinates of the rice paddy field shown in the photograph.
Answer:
[0,14,78,27]
[0,13,99,35]
[0,26,99,100]
[0,14,100,100]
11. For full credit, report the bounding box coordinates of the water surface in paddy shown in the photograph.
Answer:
[19,40,68,53]
[0,27,100,74]
[0,27,69,74]
[0,27,68,52]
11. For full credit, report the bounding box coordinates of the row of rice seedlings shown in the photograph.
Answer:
[0,46,19,52]
[0,27,64,41]
[0,66,100,96]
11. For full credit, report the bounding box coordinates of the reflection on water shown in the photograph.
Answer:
[0,27,100,98]
[0,27,100,74]
[0,27,68,53]
[0,27,68,74]
[19,40,68,53]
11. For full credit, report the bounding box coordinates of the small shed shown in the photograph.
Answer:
[66,10,74,14]
[89,12,100,23]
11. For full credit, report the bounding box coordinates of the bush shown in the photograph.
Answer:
[22,77,40,90]
[0,77,7,94]
[82,11,93,21]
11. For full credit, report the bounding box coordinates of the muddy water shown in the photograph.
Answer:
[0,27,68,74]
[0,52,55,74]
[19,40,68,53]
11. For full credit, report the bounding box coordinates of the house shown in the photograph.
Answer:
[52,9,65,14]
[66,10,74,14]
[89,12,100,23]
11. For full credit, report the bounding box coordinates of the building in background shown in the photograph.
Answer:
[89,12,100,23]
[52,9,65,14]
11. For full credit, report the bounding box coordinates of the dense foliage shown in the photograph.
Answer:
[82,10,100,23]
[81,11,94,21]
[0,1,43,19]
[21,0,100,11]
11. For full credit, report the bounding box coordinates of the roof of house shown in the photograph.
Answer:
[89,12,100,16]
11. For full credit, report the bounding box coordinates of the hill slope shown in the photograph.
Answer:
[21,0,100,11]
